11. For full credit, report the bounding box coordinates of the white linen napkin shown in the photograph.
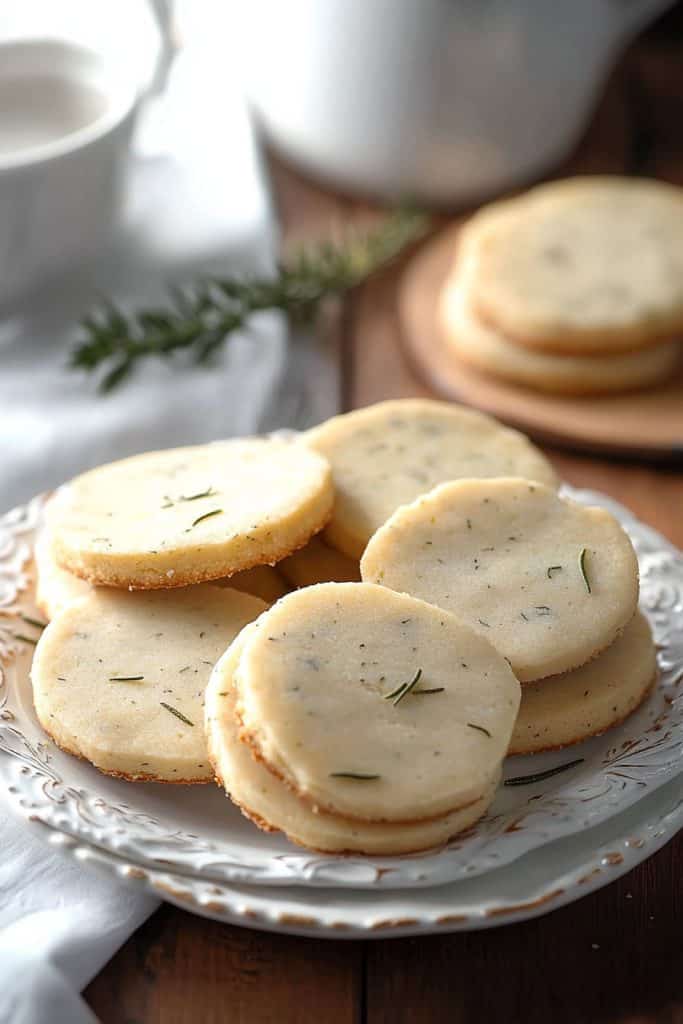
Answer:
[0,10,338,1023]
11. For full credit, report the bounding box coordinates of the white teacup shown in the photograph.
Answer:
[0,38,141,310]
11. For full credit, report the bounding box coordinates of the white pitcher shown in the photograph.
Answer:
[238,0,672,204]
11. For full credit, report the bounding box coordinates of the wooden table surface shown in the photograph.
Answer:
[85,13,682,1023]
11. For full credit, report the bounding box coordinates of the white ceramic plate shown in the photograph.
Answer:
[0,487,681,895]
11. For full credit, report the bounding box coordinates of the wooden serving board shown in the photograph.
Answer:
[398,224,683,461]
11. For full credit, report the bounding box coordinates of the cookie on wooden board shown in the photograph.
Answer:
[207,631,500,855]
[465,176,683,354]
[509,610,656,755]
[361,478,639,682]
[305,399,557,559]
[440,261,680,395]
[234,582,520,824]
[47,438,333,589]
[31,585,266,782]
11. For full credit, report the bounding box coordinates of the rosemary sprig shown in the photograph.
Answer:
[71,209,430,392]
[579,548,591,594]
[504,758,584,787]
[329,772,381,781]
[160,702,195,727]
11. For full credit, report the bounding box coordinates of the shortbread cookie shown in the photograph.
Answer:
[36,524,287,618]
[47,438,333,589]
[510,611,656,755]
[235,582,520,823]
[31,586,266,782]
[35,529,91,620]
[304,400,557,558]
[207,633,499,854]
[441,264,680,395]
[217,565,290,604]
[466,176,683,353]
[278,536,360,588]
[361,478,639,682]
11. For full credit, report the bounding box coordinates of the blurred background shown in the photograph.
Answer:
[1,0,683,514]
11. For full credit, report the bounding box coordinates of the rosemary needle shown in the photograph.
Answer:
[329,772,381,781]
[160,702,195,727]
[189,508,223,529]
[546,565,563,579]
[109,675,144,682]
[467,722,492,738]
[579,548,591,594]
[504,758,584,787]
[412,687,445,696]
[384,668,423,706]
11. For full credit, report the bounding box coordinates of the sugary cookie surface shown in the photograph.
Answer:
[305,399,557,558]
[234,582,520,823]
[361,478,639,682]
[31,585,266,782]
[48,438,333,589]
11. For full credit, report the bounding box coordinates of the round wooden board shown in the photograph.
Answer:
[398,224,683,461]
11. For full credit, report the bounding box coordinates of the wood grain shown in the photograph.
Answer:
[85,14,683,1024]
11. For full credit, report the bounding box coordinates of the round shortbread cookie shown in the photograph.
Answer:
[304,399,558,559]
[361,478,639,683]
[206,632,499,854]
[216,565,290,604]
[466,176,683,354]
[47,438,333,589]
[509,610,656,755]
[440,263,680,395]
[36,523,288,618]
[31,586,266,782]
[278,536,360,588]
[234,582,520,823]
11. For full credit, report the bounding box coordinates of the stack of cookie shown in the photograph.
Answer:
[361,476,654,753]
[28,399,656,854]
[440,176,683,395]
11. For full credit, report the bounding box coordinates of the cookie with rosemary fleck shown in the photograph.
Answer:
[509,610,656,755]
[464,176,683,354]
[47,438,333,589]
[278,535,360,589]
[206,630,500,854]
[304,399,557,559]
[234,582,520,824]
[361,478,639,683]
[440,255,681,395]
[31,585,266,782]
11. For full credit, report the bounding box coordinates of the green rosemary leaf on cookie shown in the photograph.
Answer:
[391,668,423,706]
[546,565,563,579]
[109,675,144,682]
[579,548,591,594]
[467,722,492,738]
[412,687,445,696]
[189,509,223,529]
[160,702,195,726]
